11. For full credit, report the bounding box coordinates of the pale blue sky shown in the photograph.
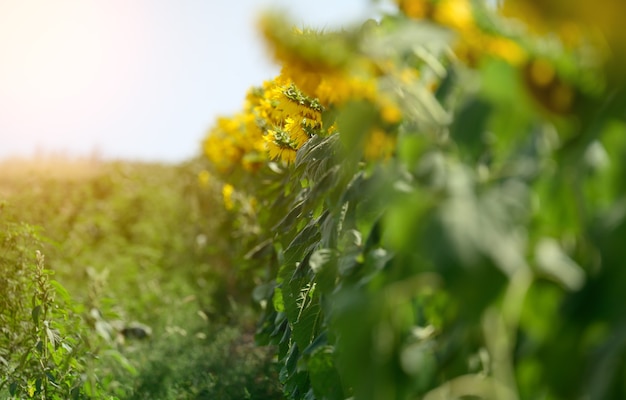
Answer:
[0,0,392,162]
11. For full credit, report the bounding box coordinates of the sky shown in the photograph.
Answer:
[0,0,393,162]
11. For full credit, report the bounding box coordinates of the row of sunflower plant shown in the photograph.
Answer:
[201,0,626,399]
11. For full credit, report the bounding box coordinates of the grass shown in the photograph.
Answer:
[0,155,283,399]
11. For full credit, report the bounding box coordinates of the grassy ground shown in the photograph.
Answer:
[0,156,283,399]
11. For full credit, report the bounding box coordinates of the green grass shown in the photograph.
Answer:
[0,156,283,399]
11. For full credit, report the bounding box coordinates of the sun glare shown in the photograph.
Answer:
[0,1,147,153]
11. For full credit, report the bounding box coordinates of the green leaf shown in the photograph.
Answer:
[281,344,309,397]
[32,305,41,325]
[49,280,72,304]
[292,292,321,351]
[273,287,286,313]
[284,223,321,268]
[273,201,305,233]
[302,331,329,356]
[46,326,56,348]
[102,349,138,376]
[307,346,344,400]
[304,165,340,208]
[296,135,339,172]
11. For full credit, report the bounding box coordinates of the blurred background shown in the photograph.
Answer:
[0,0,397,162]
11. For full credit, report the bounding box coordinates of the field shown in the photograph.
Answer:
[0,156,282,399]
[4,1,626,399]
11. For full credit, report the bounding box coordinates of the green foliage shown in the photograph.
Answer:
[0,206,115,399]
[0,159,284,399]
[119,316,282,400]
[206,4,626,400]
